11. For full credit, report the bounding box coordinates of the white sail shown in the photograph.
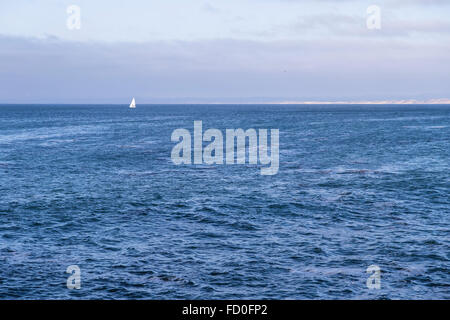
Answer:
[129,97,136,108]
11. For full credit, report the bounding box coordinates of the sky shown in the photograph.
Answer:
[0,0,449,103]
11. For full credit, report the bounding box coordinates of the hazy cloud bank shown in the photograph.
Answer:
[1,35,449,103]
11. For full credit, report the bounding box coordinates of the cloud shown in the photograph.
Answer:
[0,34,449,103]
[202,3,221,14]
[392,0,450,5]
[274,12,450,39]
[282,0,450,4]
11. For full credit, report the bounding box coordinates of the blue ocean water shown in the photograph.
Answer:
[0,104,448,299]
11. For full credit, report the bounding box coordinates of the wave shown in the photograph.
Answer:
[0,125,103,143]
[403,125,447,129]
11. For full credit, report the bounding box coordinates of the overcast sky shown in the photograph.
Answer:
[0,0,449,103]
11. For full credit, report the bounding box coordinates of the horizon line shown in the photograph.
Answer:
[1,98,450,105]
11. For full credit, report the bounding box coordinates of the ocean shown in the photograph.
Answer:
[0,104,448,299]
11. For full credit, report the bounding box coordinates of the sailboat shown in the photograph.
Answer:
[129,97,136,109]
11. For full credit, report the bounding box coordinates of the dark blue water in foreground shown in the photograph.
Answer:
[0,104,448,299]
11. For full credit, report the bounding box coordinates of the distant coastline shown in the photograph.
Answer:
[265,98,450,105]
